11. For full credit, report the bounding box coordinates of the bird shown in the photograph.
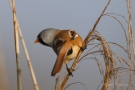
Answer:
[34,28,83,76]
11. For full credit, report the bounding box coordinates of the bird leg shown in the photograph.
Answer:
[66,64,74,76]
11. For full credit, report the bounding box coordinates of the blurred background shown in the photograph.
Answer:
[0,0,135,90]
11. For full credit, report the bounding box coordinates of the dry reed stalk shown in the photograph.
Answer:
[9,0,39,90]
[95,1,135,89]
[96,1,135,88]
[55,77,61,90]
[18,26,39,90]
[95,32,116,90]
[12,0,22,90]
[126,0,134,89]
[60,0,111,90]
[85,32,117,90]
[81,39,134,89]
[127,0,135,62]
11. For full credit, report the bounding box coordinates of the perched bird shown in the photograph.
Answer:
[34,28,83,76]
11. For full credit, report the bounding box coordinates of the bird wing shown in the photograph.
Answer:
[51,42,72,76]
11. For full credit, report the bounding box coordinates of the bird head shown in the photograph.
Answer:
[34,28,59,47]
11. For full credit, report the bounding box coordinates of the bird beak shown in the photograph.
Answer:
[34,39,39,43]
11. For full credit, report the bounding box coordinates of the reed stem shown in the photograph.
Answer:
[12,0,22,90]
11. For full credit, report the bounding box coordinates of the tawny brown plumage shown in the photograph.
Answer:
[51,30,82,76]
[34,28,83,76]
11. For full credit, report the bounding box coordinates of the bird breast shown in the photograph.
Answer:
[64,45,80,64]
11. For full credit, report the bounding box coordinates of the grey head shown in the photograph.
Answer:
[37,28,59,47]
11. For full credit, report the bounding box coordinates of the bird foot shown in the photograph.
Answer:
[66,64,74,77]
[80,46,87,51]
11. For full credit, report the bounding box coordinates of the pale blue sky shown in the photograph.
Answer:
[0,0,135,90]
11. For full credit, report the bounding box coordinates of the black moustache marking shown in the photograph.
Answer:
[39,38,50,47]
[37,35,51,47]
[67,47,73,56]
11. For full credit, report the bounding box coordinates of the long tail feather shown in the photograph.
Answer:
[51,42,72,76]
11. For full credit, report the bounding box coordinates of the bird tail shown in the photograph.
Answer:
[51,42,72,76]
